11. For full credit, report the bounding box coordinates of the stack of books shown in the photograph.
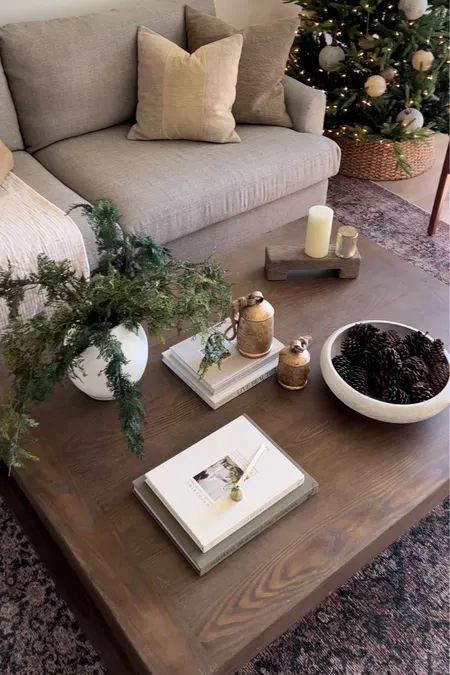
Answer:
[162,323,284,409]
[133,415,318,575]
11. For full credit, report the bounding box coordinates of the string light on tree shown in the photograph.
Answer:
[396,107,425,131]
[364,75,387,97]
[398,0,428,21]
[411,49,435,71]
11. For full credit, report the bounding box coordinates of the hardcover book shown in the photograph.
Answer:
[162,324,283,409]
[144,415,305,553]
[133,469,318,575]
[169,322,284,395]
[162,351,277,409]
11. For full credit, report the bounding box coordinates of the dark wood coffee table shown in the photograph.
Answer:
[2,219,449,675]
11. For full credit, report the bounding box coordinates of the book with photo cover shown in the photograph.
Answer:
[133,468,318,575]
[144,415,305,553]
[168,321,284,395]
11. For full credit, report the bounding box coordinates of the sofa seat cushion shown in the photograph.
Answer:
[35,124,340,244]
[12,151,99,270]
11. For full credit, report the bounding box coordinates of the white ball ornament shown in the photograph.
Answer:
[398,0,428,21]
[411,49,434,71]
[364,75,387,98]
[318,45,345,72]
[396,107,424,131]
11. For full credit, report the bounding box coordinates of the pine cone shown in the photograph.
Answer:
[425,339,446,367]
[396,342,410,362]
[429,360,450,396]
[345,366,369,395]
[382,386,410,404]
[341,335,363,364]
[410,381,435,403]
[367,331,390,357]
[354,349,373,369]
[384,329,402,348]
[401,356,429,387]
[332,354,351,379]
[380,347,403,373]
[403,331,432,358]
[400,371,421,391]
[369,372,399,397]
[348,323,380,347]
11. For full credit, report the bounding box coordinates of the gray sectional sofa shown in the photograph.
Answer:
[0,0,340,271]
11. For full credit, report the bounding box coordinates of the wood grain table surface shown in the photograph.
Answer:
[3,218,449,675]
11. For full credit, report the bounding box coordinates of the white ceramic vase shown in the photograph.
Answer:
[70,324,148,401]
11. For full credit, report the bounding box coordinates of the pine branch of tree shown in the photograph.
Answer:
[287,0,449,137]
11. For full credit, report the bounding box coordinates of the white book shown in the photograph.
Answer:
[145,415,305,553]
[169,321,284,395]
[162,350,277,409]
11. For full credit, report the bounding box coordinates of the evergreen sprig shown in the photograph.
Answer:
[198,330,231,379]
[0,200,231,469]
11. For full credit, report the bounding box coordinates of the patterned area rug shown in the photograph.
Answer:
[241,500,449,675]
[328,176,449,285]
[0,496,105,675]
[0,176,449,675]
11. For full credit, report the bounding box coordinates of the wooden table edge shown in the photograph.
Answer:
[6,458,449,675]
[8,467,210,675]
[219,475,449,675]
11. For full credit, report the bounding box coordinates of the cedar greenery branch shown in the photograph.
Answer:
[0,200,231,470]
[285,0,449,174]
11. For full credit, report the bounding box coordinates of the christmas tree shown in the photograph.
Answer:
[286,0,449,173]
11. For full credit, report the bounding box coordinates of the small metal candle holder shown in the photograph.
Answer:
[335,226,359,259]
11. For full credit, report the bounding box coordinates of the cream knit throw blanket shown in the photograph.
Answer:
[0,172,90,328]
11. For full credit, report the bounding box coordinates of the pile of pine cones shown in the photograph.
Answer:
[332,323,449,404]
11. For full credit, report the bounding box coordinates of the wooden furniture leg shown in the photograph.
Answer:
[428,140,450,236]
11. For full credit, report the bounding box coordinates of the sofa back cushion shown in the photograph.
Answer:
[0,0,214,153]
[0,58,23,150]
[128,27,242,144]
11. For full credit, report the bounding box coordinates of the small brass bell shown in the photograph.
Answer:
[226,291,274,358]
[277,336,312,390]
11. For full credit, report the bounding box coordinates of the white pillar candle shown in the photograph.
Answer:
[304,205,334,258]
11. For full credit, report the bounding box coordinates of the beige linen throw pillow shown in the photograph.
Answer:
[0,139,13,184]
[186,6,298,127]
[128,26,243,143]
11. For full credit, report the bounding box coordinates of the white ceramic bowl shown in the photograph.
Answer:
[320,320,450,423]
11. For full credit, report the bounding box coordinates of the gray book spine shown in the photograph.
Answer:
[133,471,318,575]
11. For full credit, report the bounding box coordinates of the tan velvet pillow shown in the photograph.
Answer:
[186,6,298,127]
[0,139,13,184]
[128,26,243,144]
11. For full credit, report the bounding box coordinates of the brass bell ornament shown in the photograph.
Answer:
[277,336,312,390]
[227,291,274,358]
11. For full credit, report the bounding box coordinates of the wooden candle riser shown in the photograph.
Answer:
[265,245,361,281]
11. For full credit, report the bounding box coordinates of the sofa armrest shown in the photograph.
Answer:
[0,139,14,184]
[283,75,326,135]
